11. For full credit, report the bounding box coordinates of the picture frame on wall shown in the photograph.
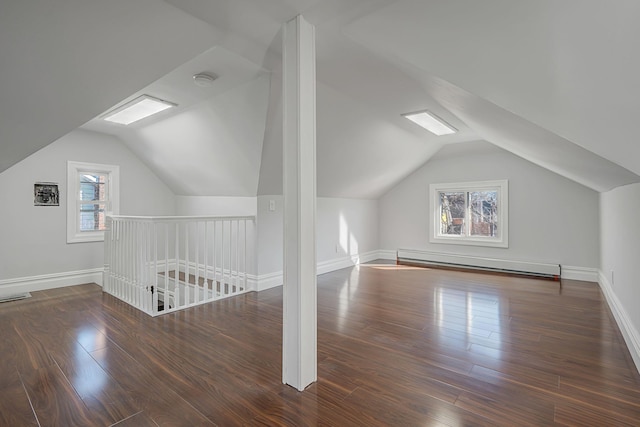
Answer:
[34,182,59,206]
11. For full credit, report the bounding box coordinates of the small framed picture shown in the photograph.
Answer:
[34,182,59,206]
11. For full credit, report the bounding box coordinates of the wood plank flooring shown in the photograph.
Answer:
[1,261,639,426]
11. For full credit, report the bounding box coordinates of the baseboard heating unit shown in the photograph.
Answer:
[397,249,561,280]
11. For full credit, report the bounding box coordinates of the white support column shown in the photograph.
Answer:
[282,14,317,391]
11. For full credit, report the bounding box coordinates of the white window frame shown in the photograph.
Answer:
[67,161,120,243]
[429,180,508,248]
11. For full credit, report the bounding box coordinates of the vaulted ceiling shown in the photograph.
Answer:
[2,0,639,198]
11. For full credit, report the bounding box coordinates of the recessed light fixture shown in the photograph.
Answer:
[402,110,457,136]
[193,72,217,87]
[102,95,176,125]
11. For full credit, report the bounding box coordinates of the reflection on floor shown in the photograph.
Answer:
[1,260,639,426]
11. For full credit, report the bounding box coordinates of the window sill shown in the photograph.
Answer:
[67,231,105,244]
[430,236,508,248]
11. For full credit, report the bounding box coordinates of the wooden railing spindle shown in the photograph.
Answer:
[103,215,254,316]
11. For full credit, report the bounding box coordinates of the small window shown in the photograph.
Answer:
[429,180,508,248]
[67,161,119,243]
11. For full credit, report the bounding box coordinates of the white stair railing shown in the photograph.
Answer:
[103,215,254,316]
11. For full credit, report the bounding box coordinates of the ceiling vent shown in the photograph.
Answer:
[193,72,218,87]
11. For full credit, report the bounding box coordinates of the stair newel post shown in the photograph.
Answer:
[244,219,247,292]
[103,216,111,294]
[185,221,190,306]
[128,220,132,305]
[164,222,169,310]
[222,220,226,296]
[174,222,180,309]
[195,220,200,304]
[213,220,217,296]
[204,220,209,302]
[152,221,158,315]
[235,219,239,293]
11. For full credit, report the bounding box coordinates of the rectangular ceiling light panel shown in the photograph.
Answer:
[103,95,176,125]
[403,110,457,136]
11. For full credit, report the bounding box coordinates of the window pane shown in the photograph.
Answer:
[80,174,107,202]
[80,203,107,232]
[439,192,465,235]
[430,180,507,248]
[469,191,498,237]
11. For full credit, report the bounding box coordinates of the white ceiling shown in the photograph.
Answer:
[2,0,639,197]
[345,0,640,190]
[82,47,270,196]
[119,76,270,197]
[0,0,219,173]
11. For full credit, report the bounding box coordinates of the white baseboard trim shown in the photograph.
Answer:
[377,249,397,260]
[560,266,599,282]
[254,250,387,292]
[359,250,382,264]
[248,272,283,292]
[0,268,103,296]
[598,270,640,374]
[316,250,380,275]
[316,255,356,276]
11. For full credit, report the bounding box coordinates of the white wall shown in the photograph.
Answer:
[316,197,378,264]
[257,68,283,197]
[255,196,379,280]
[600,183,640,370]
[0,129,175,282]
[175,196,258,277]
[257,195,283,276]
[175,196,257,216]
[379,142,600,268]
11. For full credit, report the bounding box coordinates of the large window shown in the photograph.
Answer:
[67,161,119,243]
[429,180,508,248]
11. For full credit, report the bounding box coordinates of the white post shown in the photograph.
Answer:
[204,221,209,300]
[243,219,247,291]
[282,14,317,391]
[213,220,217,295]
[222,220,226,295]
[195,221,200,304]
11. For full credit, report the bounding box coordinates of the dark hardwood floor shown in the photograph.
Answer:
[1,262,639,426]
